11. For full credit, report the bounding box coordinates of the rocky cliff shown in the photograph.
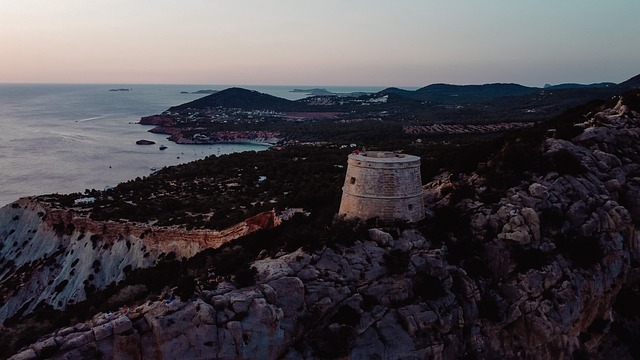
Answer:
[6,92,640,359]
[0,199,279,325]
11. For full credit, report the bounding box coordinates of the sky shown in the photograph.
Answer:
[1,0,639,87]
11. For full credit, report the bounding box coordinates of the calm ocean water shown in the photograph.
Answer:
[0,83,384,207]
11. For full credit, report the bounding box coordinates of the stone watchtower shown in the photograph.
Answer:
[339,151,425,222]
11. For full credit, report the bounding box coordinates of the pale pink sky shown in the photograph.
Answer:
[1,0,639,86]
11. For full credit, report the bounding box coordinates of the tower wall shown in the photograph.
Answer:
[339,151,424,222]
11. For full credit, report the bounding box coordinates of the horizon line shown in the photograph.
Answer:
[0,74,633,89]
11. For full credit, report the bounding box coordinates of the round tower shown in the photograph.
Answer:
[339,151,424,222]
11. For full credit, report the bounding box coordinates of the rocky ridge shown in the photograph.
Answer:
[8,93,640,359]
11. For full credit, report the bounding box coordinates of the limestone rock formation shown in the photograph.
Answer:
[0,199,279,324]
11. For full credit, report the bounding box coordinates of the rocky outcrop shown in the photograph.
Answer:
[135,139,155,145]
[138,115,175,127]
[0,199,279,324]
[13,200,634,360]
[10,234,442,360]
[457,95,640,357]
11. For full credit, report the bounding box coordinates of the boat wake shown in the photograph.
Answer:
[76,114,111,122]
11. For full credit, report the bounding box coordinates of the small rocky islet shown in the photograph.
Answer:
[134,139,155,145]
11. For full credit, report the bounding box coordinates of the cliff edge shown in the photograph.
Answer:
[0,200,279,326]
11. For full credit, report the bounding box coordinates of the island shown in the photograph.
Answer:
[181,89,218,94]
[291,88,373,97]
[290,88,336,96]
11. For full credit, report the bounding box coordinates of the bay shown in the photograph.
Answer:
[0,85,264,207]
[0,84,384,206]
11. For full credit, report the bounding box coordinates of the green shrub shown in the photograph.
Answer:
[551,148,585,175]
[412,272,445,300]
[234,266,257,287]
[105,284,148,309]
[311,324,355,358]
[53,280,69,293]
[555,234,603,268]
[383,249,410,274]
[175,276,196,300]
[513,247,551,273]
[329,305,361,327]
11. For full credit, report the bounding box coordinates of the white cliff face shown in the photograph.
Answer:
[0,199,278,324]
[0,200,158,323]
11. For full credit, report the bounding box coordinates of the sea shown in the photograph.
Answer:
[0,84,384,207]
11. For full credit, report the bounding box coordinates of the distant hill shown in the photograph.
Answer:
[169,87,305,112]
[161,73,640,124]
[379,87,419,98]
[416,82,537,97]
[379,83,539,104]
[617,73,640,90]
[379,80,634,105]
[543,82,615,90]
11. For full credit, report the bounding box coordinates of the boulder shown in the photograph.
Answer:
[368,228,394,247]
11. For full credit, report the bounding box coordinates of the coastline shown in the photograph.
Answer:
[1,83,384,208]
[145,124,282,146]
[173,138,279,147]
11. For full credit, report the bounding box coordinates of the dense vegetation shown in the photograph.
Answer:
[38,110,584,231]
[42,88,639,232]
[83,146,348,229]
[43,134,503,229]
